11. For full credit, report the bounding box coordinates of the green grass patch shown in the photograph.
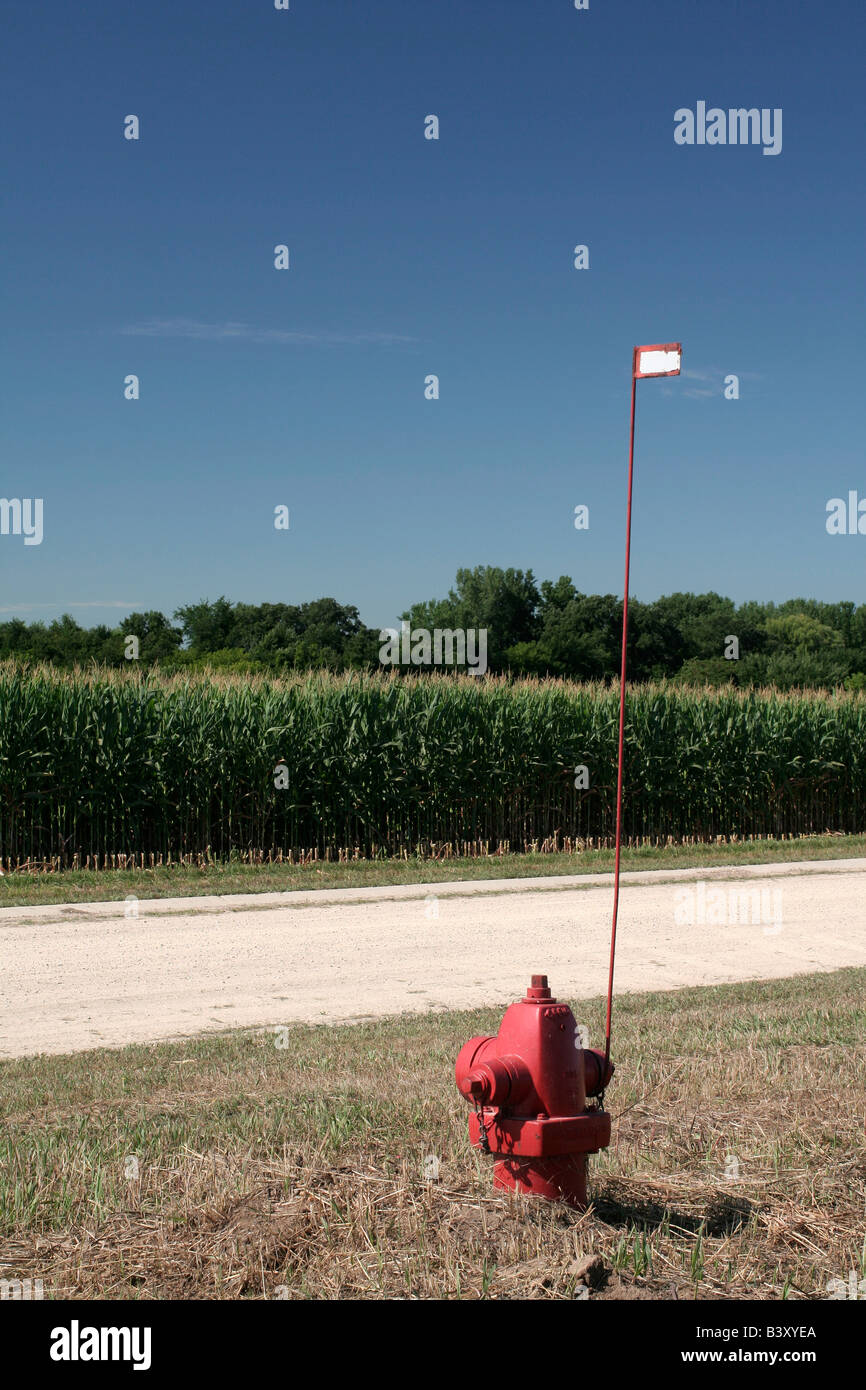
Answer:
[2,834,865,910]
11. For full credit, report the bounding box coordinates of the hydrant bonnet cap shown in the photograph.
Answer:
[525,974,553,1001]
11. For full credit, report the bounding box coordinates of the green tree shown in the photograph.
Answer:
[173,597,236,652]
[403,566,541,671]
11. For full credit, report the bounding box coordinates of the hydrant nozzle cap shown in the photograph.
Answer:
[459,1070,488,1100]
[526,974,553,1001]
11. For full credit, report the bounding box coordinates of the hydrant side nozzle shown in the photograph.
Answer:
[454,1035,495,1094]
[583,1047,615,1097]
[458,1055,532,1107]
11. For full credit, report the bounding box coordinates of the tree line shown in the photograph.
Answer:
[3,566,866,689]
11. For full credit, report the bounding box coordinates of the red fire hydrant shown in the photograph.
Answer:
[455,975,613,1209]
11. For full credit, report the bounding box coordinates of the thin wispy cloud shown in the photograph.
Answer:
[0,601,140,614]
[120,318,416,346]
[682,367,724,397]
[668,365,763,399]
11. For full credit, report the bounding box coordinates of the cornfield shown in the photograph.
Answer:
[1,662,865,865]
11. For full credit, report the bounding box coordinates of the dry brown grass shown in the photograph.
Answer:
[1,968,864,1300]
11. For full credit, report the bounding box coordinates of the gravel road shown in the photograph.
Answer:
[2,858,865,1057]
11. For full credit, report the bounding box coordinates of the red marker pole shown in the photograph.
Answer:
[603,343,682,1072]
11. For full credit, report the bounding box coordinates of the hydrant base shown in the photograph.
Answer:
[493,1153,589,1210]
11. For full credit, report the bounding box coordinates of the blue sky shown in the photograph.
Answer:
[2,0,864,630]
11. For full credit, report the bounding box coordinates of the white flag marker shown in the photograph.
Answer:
[633,343,682,378]
[605,337,683,1073]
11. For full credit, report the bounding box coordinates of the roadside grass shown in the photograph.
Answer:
[2,832,865,910]
[1,968,864,1300]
